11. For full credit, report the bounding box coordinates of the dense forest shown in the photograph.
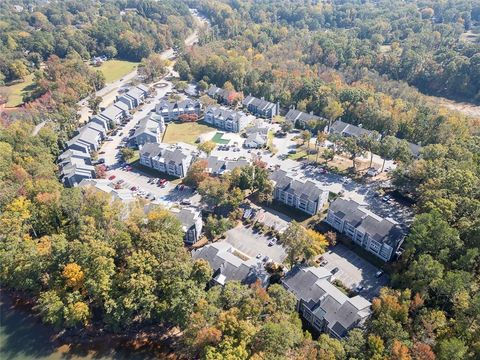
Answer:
[0,0,193,84]
[0,0,480,359]
[181,0,480,104]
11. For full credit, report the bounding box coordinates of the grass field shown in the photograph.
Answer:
[4,74,35,107]
[162,122,215,144]
[95,60,139,83]
[211,132,230,144]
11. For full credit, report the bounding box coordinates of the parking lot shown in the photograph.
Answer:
[320,244,389,300]
[225,225,287,264]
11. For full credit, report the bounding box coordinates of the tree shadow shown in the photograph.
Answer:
[0,291,58,360]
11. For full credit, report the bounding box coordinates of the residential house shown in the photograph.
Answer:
[185,83,199,97]
[330,121,421,159]
[78,179,135,204]
[86,121,107,139]
[207,85,242,104]
[116,84,149,110]
[326,198,405,261]
[192,242,269,287]
[243,125,270,148]
[155,99,201,121]
[90,115,110,132]
[58,149,96,187]
[206,156,250,176]
[328,120,380,140]
[204,106,253,132]
[99,103,128,125]
[242,95,279,119]
[171,207,203,244]
[269,170,329,215]
[66,123,104,153]
[139,142,196,178]
[283,266,371,338]
[133,114,164,146]
[285,108,324,128]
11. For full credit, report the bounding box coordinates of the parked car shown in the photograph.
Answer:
[355,285,365,293]
[256,253,262,259]
[320,260,328,267]
[108,175,116,180]
[180,199,191,205]
[130,186,137,191]
[367,168,380,177]
[375,270,384,278]
[331,267,339,274]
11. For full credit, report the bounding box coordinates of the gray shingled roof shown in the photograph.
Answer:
[242,95,276,111]
[140,143,162,158]
[157,99,201,112]
[329,198,405,247]
[270,170,325,202]
[207,85,233,100]
[134,116,160,138]
[172,207,200,230]
[282,266,371,337]
[192,242,268,286]
[101,104,124,120]
[206,106,246,122]
[329,120,374,138]
[140,143,193,165]
[285,108,323,124]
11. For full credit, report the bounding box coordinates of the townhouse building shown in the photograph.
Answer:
[139,142,196,178]
[242,95,279,119]
[326,198,405,261]
[269,170,329,215]
[283,266,371,339]
[192,242,269,287]
[204,106,253,132]
[155,99,201,121]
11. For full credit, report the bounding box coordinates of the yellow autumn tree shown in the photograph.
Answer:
[306,229,329,256]
[62,263,84,289]
[65,301,90,327]
[0,196,32,238]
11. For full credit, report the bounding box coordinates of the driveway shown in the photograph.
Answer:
[225,225,287,263]
[320,244,389,300]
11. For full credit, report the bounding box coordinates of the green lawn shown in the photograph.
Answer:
[162,122,215,145]
[4,74,35,107]
[95,59,139,83]
[287,149,307,161]
[211,132,230,144]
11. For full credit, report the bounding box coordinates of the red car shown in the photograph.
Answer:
[108,175,116,180]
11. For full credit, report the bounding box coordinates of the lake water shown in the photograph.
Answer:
[0,290,166,360]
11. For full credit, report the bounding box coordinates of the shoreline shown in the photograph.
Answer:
[0,288,183,360]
